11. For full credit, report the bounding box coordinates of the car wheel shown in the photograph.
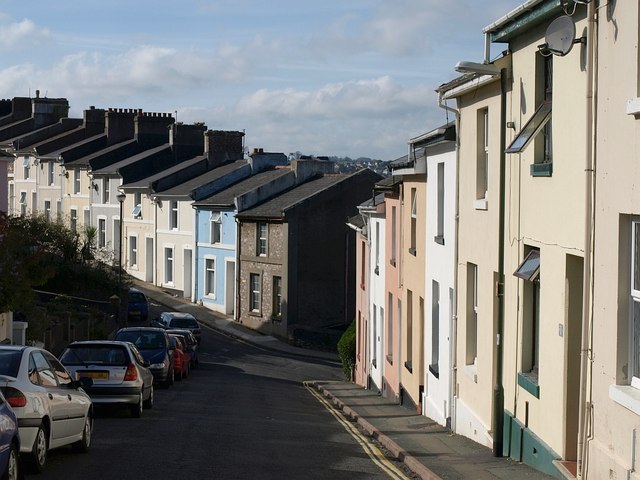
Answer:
[2,442,19,480]
[130,393,143,418]
[28,424,47,473]
[72,415,92,453]
[143,385,154,410]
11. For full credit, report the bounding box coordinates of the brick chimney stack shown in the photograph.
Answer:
[105,108,138,144]
[204,130,245,168]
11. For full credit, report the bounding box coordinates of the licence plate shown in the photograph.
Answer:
[78,371,108,380]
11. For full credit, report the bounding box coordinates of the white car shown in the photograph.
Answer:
[0,346,93,473]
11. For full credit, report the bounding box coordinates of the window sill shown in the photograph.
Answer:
[518,372,540,398]
[404,360,413,373]
[249,310,262,318]
[434,235,444,246]
[474,199,488,211]
[463,364,478,383]
[626,97,640,116]
[609,385,640,415]
[530,162,552,177]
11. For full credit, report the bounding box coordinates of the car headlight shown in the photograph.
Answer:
[149,362,166,369]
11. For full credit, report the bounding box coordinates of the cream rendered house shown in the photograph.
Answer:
[390,148,426,411]
[438,61,505,451]
[588,2,640,480]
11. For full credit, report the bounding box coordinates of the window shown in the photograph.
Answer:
[45,352,73,387]
[31,192,37,214]
[23,157,30,180]
[165,248,174,283]
[631,222,640,387]
[390,206,397,266]
[435,162,445,244]
[83,209,90,229]
[515,247,541,396]
[210,211,222,244]
[430,280,440,378]
[477,108,489,200]
[466,263,478,366]
[73,168,81,194]
[102,178,110,204]
[375,221,380,273]
[372,306,378,368]
[56,200,62,223]
[98,218,106,248]
[44,201,51,222]
[507,54,553,177]
[31,352,57,387]
[360,240,366,289]
[132,192,142,218]
[409,188,417,255]
[205,258,215,296]
[387,293,393,363]
[273,276,282,318]
[170,201,178,229]
[405,289,413,372]
[19,192,26,216]
[250,273,261,312]
[70,209,78,233]
[129,236,137,267]
[47,162,54,185]
[257,222,268,256]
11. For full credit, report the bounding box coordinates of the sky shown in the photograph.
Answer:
[0,1,524,160]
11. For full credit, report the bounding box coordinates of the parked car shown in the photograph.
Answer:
[156,312,202,344]
[0,346,93,473]
[113,327,175,387]
[168,336,189,380]
[59,340,154,418]
[127,288,150,322]
[0,389,20,480]
[167,329,199,368]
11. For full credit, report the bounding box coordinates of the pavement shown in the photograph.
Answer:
[131,279,555,480]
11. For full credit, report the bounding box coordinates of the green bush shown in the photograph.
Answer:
[337,320,356,381]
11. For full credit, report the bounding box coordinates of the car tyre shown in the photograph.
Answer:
[130,393,143,418]
[2,442,19,480]
[28,424,47,473]
[143,385,154,410]
[72,415,92,453]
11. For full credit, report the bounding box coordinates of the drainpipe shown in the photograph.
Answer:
[577,2,597,477]
[492,67,508,457]
[235,216,241,322]
[438,90,460,433]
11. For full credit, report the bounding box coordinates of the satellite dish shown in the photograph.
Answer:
[544,15,576,56]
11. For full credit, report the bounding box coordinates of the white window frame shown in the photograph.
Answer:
[129,235,138,268]
[210,211,222,244]
[205,258,216,296]
[47,162,54,185]
[164,247,174,284]
[132,192,142,218]
[70,209,78,233]
[73,168,81,194]
[257,222,268,257]
[44,200,51,222]
[631,221,640,388]
[250,273,261,312]
[272,276,282,318]
[170,201,178,230]
[98,218,106,248]
[102,178,110,204]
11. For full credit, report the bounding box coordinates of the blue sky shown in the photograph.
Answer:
[0,1,523,159]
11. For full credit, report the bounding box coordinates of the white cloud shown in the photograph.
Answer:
[0,18,50,49]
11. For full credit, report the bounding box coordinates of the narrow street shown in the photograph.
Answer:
[31,324,411,479]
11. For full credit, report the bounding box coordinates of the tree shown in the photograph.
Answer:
[337,320,357,381]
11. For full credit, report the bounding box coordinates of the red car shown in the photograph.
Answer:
[169,335,190,380]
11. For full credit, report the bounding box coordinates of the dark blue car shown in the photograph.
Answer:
[0,383,21,479]
[113,328,174,387]
[127,288,149,322]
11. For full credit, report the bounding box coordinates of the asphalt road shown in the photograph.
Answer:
[28,320,408,479]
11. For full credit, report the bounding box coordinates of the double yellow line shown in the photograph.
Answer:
[304,381,413,480]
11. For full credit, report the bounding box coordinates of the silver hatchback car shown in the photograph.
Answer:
[60,341,154,418]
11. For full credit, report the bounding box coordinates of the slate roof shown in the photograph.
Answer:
[236,170,377,220]
[121,156,205,189]
[63,138,141,168]
[153,159,248,197]
[90,144,169,175]
[193,168,291,208]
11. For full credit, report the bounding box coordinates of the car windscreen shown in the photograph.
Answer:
[115,331,165,350]
[0,351,22,377]
[169,318,198,329]
[60,346,129,366]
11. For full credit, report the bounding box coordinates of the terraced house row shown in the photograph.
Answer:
[0,93,381,347]
[350,1,640,479]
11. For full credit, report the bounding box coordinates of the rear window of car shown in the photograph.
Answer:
[129,291,147,303]
[0,351,22,377]
[115,331,166,350]
[60,346,129,366]
[169,318,198,329]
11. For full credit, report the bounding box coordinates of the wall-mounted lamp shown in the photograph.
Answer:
[92,182,98,191]
[455,60,501,76]
[507,121,516,130]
